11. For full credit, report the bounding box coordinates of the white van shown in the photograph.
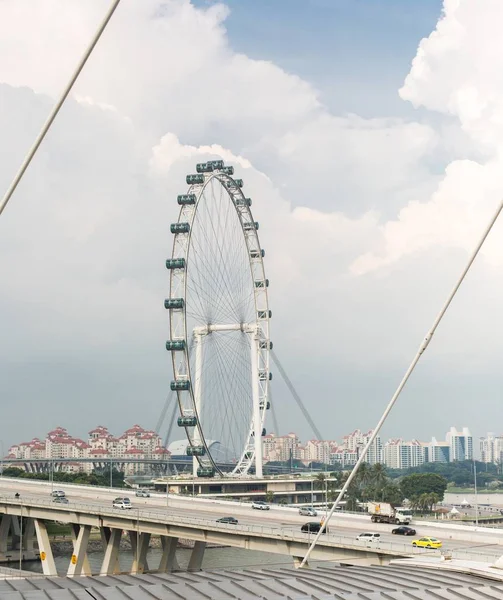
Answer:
[356,532,381,543]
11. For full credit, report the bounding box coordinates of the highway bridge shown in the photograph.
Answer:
[1,478,503,576]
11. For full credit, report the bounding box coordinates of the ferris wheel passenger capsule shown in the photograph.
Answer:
[243,221,259,231]
[170,380,190,391]
[186,445,206,456]
[164,298,184,309]
[186,174,204,185]
[235,197,252,207]
[221,166,234,175]
[254,279,269,288]
[166,340,186,351]
[171,222,190,234]
[177,194,196,205]
[197,467,215,478]
[250,248,265,258]
[166,258,186,270]
[177,416,197,427]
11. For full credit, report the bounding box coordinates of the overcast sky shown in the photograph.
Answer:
[1,0,502,452]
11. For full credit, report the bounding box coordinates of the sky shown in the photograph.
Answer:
[1,0,503,453]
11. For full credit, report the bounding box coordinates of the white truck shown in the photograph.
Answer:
[367,502,412,525]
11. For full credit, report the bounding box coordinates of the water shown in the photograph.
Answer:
[20,547,296,576]
[445,492,503,506]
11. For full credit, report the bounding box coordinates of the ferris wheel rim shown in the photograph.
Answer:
[167,165,271,477]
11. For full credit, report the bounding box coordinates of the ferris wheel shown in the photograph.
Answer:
[165,161,272,478]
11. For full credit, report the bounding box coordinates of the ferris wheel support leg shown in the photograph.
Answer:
[250,332,263,478]
[193,333,203,478]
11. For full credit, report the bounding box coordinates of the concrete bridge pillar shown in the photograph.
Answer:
[129,531,151,574]
[22,519,36,553]
[100,527,122,575]
[67,524,92,577]
[187,541,206,572]
[10,515,21,550]
[34,519,57,576]
[158,536,179,573]
[0,516,11,554]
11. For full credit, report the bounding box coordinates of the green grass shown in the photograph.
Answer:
[45,522,72,536]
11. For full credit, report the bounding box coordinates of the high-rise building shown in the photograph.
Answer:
[262,433,298,463]
[342,429,382,464]
[480,433,503,464]
[428,437,451,463]
[383,439,426,469]
[446,427,473,461]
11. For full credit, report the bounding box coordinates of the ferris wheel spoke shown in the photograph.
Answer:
[189,211,247,323]
[219,339,253,454]
[213,334,252,430]
[187,236,242,324]
[197,187,247,323]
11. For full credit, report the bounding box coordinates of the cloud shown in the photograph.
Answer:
[2,0,503,448]
[357,0,503,274]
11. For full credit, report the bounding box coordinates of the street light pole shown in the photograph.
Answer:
[325,479,328,521]
[474,460,479,528]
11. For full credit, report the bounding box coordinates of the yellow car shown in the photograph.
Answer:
[412,537,442,549]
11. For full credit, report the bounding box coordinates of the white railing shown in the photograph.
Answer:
[0,495,446,559]
[1,493,501,564]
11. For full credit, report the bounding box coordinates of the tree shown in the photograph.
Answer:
[265,491,275,503]
[400,473,447,502]
[370,463,388,489]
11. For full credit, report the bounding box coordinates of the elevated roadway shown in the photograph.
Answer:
[1,478,503,573]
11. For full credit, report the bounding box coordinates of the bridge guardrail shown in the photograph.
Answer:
[0,494,501,564]
[0,495,446,559]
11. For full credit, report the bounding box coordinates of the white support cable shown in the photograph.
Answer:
[298,197,503,569]
[271,349,324,441]
[0,0,122,218]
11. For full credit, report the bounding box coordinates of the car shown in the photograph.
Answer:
[301,522,327,534]
[216,516,238,524]
[113,497,132,509]
[392,526,416,536]
[135,490,150,498]
[252,501,270,510]
[52,496,69,504]
[356,532,381,543]
[50,490,66,498]
[412,537,442,549]
[299,507,318,517]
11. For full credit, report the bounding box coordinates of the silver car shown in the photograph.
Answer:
[299,507,317,517]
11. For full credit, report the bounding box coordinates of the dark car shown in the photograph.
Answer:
[52,496,69,504]
[392,526,416,536]
[216,517,238,524]
[301,522,327,534]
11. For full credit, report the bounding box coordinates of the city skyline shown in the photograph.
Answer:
[7,423,501,471]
